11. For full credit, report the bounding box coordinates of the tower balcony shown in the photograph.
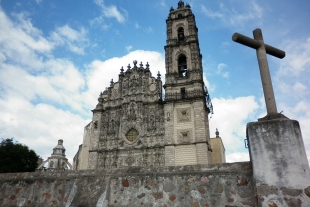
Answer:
[165,89,204,101]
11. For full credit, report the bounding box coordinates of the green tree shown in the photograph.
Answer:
[0,138,39,173]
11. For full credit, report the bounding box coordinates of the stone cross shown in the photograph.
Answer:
[232,28,287,120]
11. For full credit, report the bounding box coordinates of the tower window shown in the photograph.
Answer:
[178,14,183,18]
[178,55,187,77]
[181,88,186,99]
[178,27,184,41]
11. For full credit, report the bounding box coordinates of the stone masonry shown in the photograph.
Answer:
[74,0,218,170]
[0,162,256,207]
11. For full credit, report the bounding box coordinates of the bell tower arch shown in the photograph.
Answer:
[163,1,213,166]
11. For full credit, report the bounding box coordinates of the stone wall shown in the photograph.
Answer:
[0,162,254,207]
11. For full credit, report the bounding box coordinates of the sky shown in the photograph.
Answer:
[0,0,310,165]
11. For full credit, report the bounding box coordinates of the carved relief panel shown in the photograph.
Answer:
[177,107,191,123]
[177,129,192,143]
[96,62,164,169]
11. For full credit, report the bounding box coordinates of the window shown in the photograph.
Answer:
[178,27,184,41]
[126,128,139,142]
[178,55,187,77]
[181,88,186,99]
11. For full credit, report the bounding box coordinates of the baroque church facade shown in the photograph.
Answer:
[73,1,225,170]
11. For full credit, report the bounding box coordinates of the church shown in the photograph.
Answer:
[73,1,225,170]
[2,2,309,206]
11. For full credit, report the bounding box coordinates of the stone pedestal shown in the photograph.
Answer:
[247,119,310,206]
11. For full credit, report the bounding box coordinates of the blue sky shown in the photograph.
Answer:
[0,0,310,164]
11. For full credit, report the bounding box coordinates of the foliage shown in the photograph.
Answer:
[0,138,39,173]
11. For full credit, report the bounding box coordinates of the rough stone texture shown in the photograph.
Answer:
[0,162,254,206]
[247,119,310,206]
[304,186,310,197]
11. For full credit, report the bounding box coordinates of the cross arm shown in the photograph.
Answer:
[232,33,285,59]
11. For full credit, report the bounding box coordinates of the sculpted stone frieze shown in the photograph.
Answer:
[96,62,165,168]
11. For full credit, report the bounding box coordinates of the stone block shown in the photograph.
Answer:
[247,119,310,189]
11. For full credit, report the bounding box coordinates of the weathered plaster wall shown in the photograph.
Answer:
[210,137,226,164]
[0,162,254,207]
[247,119,310,207]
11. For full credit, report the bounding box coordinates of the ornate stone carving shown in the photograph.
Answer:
[128,104,136,121]
[125,149,135,166]
[177,107,191,122]
[177,129,192,143]
[94,61,165,169]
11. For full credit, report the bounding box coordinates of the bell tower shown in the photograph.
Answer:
[163,1,213,166]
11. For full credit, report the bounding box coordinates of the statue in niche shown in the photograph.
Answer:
[150,115,155,126]
[129,105,136,120]
[117,157,123,167]
[106,157,112,169]
[130,75,138,88]
[149,78,156,92]
[108,120,115,134]
[125,149,135,166]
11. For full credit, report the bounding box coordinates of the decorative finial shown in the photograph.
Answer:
[146,62,150,69]
[139,62,143,68]
[157,71,161,79]
[120,66,124,74]
[215,128,219,138]
[133,60,137,67]
[170,7,174,12]
[110,79,114,86]
[127,64,131,70]
[178,0,184,9]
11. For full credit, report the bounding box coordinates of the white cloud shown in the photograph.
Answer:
[134,23,153,34]
[94,0,126,23]
[201,1,263,27]
[0,9,52,69]
[216,63,229,78]
[293,82,307,97]
[0,8,90,164]
[126,45,133,52]
[158,0,166,8]
[146,27,153,33]
[50,25,89,55]
[209,96,259,152]
[201,5,223,19]
[278,37,310,76]
[0,96,88,161]
[274,37,310,165]
[226,152,250,163]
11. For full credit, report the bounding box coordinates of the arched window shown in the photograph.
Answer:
[126,128,139,142]
[178,55,187,77]
[178,27,184,41]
